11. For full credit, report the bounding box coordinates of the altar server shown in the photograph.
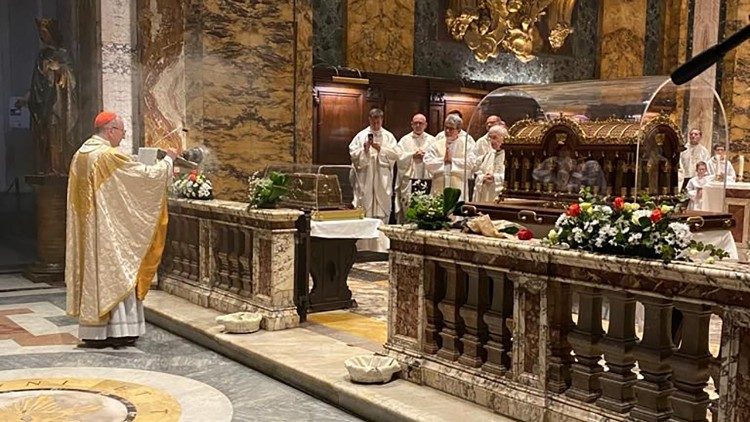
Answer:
[707,144,736,183]
[679,128,710,189]
[66,111,177,348]
[686,161,714,210]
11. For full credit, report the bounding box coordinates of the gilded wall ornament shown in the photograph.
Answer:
[446,0,578,63]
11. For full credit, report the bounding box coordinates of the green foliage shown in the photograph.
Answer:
[406,188,462,230]
[247,171,288,209]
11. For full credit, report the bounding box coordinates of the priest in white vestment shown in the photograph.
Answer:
[396,113,435,222]
[686,161,714,210]
[473,125,507,203]
[434,110,476,154]
[424,114,475,200]
[349,108,400,251]
[679,128,710,189]
[66,111,177,348]
[707,144,736,183]
[471,115,505,160]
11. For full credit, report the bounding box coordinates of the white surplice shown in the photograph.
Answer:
[679,143,710,181]
[349,127,400,221]
[686,174,715,210]
[473,149,505,203]
[396,131,435,216]
[707,156,736,183]
[424,135,475,201]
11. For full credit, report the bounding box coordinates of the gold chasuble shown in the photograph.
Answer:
[65,135,171,326]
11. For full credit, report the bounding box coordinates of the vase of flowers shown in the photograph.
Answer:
[543,189,728,263]
[247,171,288,209]
[405,187,461,230]
[172,170,213,200]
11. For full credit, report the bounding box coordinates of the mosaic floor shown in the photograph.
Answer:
[0,275,362,421]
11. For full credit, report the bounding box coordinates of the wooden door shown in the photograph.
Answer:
[314,86,367,164]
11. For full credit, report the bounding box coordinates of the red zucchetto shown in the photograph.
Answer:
[94,111,117,129]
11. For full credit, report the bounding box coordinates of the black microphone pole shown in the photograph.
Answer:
[671,22,750,85]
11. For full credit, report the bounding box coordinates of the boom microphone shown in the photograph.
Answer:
[671,22,750,85]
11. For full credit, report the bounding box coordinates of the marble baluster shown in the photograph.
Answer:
[631,296,675,421]
[669,302,711,422]
[178,216,190,279]
[228,227,242,293]
[189,218,201,281]
[437,262,466,361]
[597,291,637,412]
[239,228,253,297]
[566,286,604,402]
[483,270,513,375]
[547,281,573,393]
[215,224,229,290]
[423,260,444,355]
[458,266,489,367]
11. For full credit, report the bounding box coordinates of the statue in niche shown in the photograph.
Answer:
[26,18,79,175]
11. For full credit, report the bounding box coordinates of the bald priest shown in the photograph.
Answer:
[65,111,178,348]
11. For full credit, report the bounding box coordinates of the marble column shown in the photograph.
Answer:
[722,1,750,155]
[137,0,186,151]
[135,0,313,200]
[687,0,721,150]
[199,0,313,200]
[598,0,647,79]
[345,0,414,74]
[101,0,137,154]
[659,0,691,75]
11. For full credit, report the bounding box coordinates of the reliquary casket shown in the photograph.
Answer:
[502,115,683,200]
[467,116,733,232]
[271,165,364,221]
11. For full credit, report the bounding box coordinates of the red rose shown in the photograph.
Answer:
[566,203,581,217]
[650,208,662,223]
[613,197,624,210]
[517,229,533,240]
[189,173,197,182]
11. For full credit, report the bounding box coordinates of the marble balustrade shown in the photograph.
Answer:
[158,199,304,330]
[382,225,750,421]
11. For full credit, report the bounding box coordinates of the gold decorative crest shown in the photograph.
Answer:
[445,0,578,63]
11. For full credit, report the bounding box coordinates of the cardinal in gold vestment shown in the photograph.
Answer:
[65,111,177,348]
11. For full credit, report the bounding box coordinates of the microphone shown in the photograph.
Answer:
[671,22,750,85]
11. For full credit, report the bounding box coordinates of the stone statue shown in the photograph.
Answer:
[27,18,78,175]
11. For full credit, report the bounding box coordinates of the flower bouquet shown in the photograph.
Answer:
[247,171,288,209]
[172,170,213,199]
[544,189,728,263]
[406,187,461,230]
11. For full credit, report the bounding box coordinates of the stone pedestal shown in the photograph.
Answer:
[23,174,68,283]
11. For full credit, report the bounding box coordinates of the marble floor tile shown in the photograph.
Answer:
[0,284,362,422]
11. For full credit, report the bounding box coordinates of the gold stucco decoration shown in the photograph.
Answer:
[446,0,578,63]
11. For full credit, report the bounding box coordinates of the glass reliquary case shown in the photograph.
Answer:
[263,164,364,221]
[462,76,734,232]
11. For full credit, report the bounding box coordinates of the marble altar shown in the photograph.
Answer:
[382,225,750,421]
[158,199,303,330]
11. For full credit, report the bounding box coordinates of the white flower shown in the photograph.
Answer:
[628,233,643,245]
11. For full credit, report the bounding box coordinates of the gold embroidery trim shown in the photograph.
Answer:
[135,193,169,301]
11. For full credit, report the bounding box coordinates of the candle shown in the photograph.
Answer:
[739,155,745,182]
